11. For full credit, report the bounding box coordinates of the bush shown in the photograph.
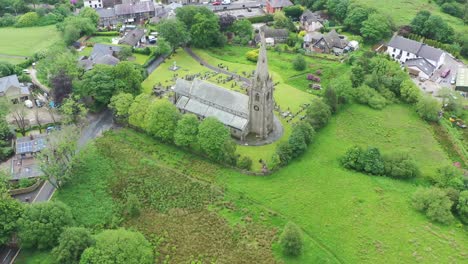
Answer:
[237,156,253,170]
[276,141,293,166]
[341,146,364,171]
[0,13,17,27]
[16,12,40,27]
[133,47,152,55]
[279,222,303,256]
[248,14,274,23]
[354,85,387,109]
[18,178,36,189]
[245,49,259,62]
[306,98,331,130]
[93,31,120,36]
[288,125,307,158]
[441,3,463,18]
[383,152,420,179]
[292,55,306,71]
[412,187,454,224]
[359,147,385,175]
[51,227,95,264]
[457,190,468,223]
[416,95,440,122]
[433,165,464,190]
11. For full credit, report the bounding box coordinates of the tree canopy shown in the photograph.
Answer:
[0,176,23,245]
[52,227,95,264]
[198,117,236,163]
[145,100,180,142]
[155,19,190,51]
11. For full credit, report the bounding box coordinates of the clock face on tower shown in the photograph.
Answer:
[254,105,259,111]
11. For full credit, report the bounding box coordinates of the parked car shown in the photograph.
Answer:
[148,36,157,44]
[450,76,456,85]
[212,0,221,5]
[22,69,30,74]
[24,100,33,108]
[34,99,43,108]
[222,0,231,4]
[440,69,451,78]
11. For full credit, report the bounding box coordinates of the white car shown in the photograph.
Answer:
[222,0,231,4]
[24,100,33,108]
[450,76,456,85]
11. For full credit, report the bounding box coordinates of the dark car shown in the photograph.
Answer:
[34,99,43,107]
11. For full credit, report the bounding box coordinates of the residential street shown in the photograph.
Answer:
[0,110,114,264]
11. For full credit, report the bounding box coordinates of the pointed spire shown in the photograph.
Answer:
[255,31,269,83]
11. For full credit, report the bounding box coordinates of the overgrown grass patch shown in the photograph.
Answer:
[0,26,61,57]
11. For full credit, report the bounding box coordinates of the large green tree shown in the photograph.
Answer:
[175,6,214,31]
[52,227,95,264]
[109,93,134,123]
[18,201,74,249]
[128,94,152,129]
[306,98,331,130]
[79,7,99,26]
[412,187,454,224]
[416,95,440,122]
[80,229,153,264]
[198,117,236,163]
[360,13,392,43]
[344,5,373,33]
[155,19,190,52]
[174,114,199,148]
[145,100,180,142]
[0,176,23,245]
[190,13,224,48]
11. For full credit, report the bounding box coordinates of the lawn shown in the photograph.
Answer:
[354,0,467,35]
[0,26,61,57]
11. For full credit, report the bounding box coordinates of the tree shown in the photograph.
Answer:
[457,190,468,223]
[434,165,464,190]
[341,145,364,171]
[422,15,454,43]
[0,175,23,245]
[198,117,235,163]
[274,11,294,30]
[237,156,252,170]
[410,10,431,34]
[58,16,96,45]
[128,94,152,129]
[360,13,392,43]
[175,6,214,31]
[416,95,440,122]
[441,3,463,18]
[79,7,99,26]
[294,121,315,145]
[344,5,372,33]
[276,141,293,166]
[174,114,199,148]
[112,62,144,95]
[412,187,454,224]
[292,55,306,71]
[109,93,134,123]
[52,227,95,264]
[283,5,303,20]
[190,13,224,48]
[288,125,308,158]
[155,19,190,52]
[279,222,303,256]
[306,98,331,130]
[328,76,353,104]
[230,19,252,44]
[60,95,88,125]
[76,65,116,106]
[145,100,180,142]
[219,13,236,32]
[323,87,338,113]
[117,46,133,61]
[50,70,73,104]
[360,147,385,175]
[383,152,420,179]
[0,61,15,77]
[154,37,171,56]
[80,229,153,264]
[18,201,74,249]
[7,100,29,136]
[400,79,421,104]
[327,0,349,21]
[37,125,80,189]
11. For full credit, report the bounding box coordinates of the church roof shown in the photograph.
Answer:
[174,79,249,131]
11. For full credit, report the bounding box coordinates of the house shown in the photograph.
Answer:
[84,0,104,9]
[78,44,121,71]
[0,75,30,103]
[455,67,468,93]
[254,26,289,45]
[312,29,348,54]
[303,31,323,48]
[114,1,155,23]
[386,35,445,78]
[265,0,293,14]
[12,134,48,180]
[96,8,117,26]
[174,33,275,140]
[149,6,169,24]
[118,28,145,47]
[300,9,324,32]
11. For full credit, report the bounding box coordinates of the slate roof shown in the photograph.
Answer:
[174,79,249,131]
[322,29,348,49]
[118,28,145,46]
[268,0,293,8]
[78,44,121,70]
[115,1,155,16]
[91,43,121,60]
[0,75,30,95]
[388,35,444,64]
[96,7,116,18]
[254,26,288,43]
[300,9,323,23]
[304,32,323,43]
[405,58,435,76]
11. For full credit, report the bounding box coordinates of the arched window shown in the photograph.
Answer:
[255,93,260,101]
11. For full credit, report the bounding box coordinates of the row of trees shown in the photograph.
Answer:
[341,146,420,179]
[109,94,242,167]
[410,10,455,44]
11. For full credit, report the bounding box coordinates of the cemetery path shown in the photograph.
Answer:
[184,47,251,85]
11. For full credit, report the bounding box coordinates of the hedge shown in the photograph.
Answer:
[248,15,274,23]
[93,31,120,36]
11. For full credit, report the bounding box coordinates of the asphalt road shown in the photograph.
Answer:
[0,110,114,264]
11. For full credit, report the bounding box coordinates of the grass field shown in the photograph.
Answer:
[0,26,61,58]
[354,0,467,35]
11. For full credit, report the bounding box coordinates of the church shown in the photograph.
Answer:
[173,34,275,141]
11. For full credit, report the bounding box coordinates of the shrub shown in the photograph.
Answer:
[383,152,420,179]
[412,187,454,224]
[416,95,440,122]
[237,156,253,170]
[354,85,387,109]
[245,49,259,62]
[341,146,364,171]
[16,12,40,27]
[247,14,274,23]
[306,98,331,130]
[279,222,303,256]
[51,227,95,264]
[457,190,468,224]
[360,147,385,175]
[288,125,308,158]
[433,165,464,190]
[18,178,36,189]
[292,55,306,71]
[276,141,293,166]
[293,122,315,145]
[93,31,120,36]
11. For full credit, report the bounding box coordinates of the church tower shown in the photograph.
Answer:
[248,32,274,139]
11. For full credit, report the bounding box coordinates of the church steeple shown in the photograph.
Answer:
[248,31,275,139]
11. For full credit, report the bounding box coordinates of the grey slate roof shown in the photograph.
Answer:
[300,9,323,23]
[304,32,323,43]
[118,28,145,46]
[0,75,30,95]
[254,26,288,43]
[78,44,121,70]
[174,79,249,131]
[96,7,116,18]
[323,29,348,49]
[405,58,435,76]
[91,43,121,60]
[115,1,155,15]
[388,35,444,64]
[268,0,293,8]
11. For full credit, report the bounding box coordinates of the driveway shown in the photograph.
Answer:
[430,54,463,88]
[28,68,50,94]
[6,106,61,127]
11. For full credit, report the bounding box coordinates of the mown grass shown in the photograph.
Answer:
[354,0,467,35]
[0,26,61,57]
[0,56,29,65]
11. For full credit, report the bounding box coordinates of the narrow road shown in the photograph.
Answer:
[184,47,251,85]
[0,110,114,264]
[28,68,50,94]
[145,54,168,75]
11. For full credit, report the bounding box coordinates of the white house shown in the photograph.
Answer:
[300,10,324,33]
[84,0,104,9]
[386,35,445,78]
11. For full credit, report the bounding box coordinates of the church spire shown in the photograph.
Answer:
[255,31,269,83]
